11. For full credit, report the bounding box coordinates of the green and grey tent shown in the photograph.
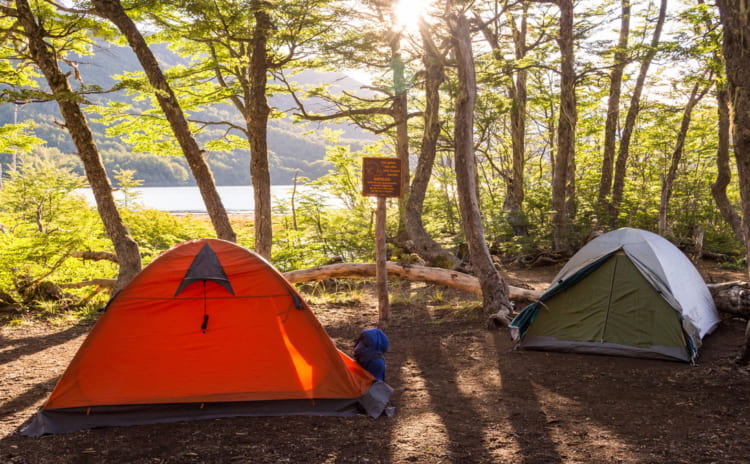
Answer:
[510,228,720,362]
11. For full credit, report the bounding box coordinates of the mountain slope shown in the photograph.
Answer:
[1,43,375,186]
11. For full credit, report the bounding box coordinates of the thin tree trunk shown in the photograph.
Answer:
[450,10,513,325]
[475,5,529,236]
[551,0,577,251]
[90,0,236,244]
[610,0,667,226]
[505,5,529,236]
[16,0,141,292]
[388,13,410,238]
[404,19,456,268]
[711,87,744,242]
[291,172,299,231]
[658,80,710,235]
[716,0,750,278]
[248,0,273,259]
[564,130,577,224]
[597,0,630,223]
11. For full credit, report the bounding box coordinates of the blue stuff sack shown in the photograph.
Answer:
[353,328,389,382]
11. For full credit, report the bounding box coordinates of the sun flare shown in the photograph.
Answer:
[393,0,433,32]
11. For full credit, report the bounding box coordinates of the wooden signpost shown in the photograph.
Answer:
[362,157,402,325]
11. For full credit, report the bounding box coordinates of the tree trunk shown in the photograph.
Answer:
[716,0,750,278]
[711,87,744,242]
[403,20,456,268]
[597,0,630,223]
[389,25,410,238]
[16,0,142,293]
[90,0,236,244]
[475,6,529,237]
[247,0,273,259]
[610,0,667,226]
[551,0,577,252]
[658,80,710,235]
[707,0,750,354]
[450,10,513,326]
[505,5,529,237]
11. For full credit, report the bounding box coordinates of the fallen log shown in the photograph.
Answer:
[705,281,750,365]
[706,281,750,319]
[283,262,543,303]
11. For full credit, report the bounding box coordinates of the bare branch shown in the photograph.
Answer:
[71,251,119,263]
[60,279,117,289]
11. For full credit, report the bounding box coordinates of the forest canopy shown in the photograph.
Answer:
[0,0,748,315]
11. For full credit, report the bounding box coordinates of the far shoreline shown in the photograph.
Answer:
[172,212,255,219]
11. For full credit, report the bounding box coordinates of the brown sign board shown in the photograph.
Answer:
[362,157,402,198]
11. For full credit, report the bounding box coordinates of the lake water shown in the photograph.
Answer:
[78,185,320,213]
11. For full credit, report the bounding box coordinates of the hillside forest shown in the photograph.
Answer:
[1,0,750,322]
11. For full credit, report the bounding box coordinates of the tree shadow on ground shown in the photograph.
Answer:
[0,324,88,367]
[493,332,564,464]
[1,325,88,433]
[388,301,496,462]
[0,377,57,423]
[492,317,750,463]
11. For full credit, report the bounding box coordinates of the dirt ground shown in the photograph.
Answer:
[1,263,749,464]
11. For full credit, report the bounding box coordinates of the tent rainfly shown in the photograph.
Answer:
[510,228,721,363]
[22,239,392,436]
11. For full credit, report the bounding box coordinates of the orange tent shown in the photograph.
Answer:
[23,239,392,435]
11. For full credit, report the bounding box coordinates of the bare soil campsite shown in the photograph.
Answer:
[1,263,749,464]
